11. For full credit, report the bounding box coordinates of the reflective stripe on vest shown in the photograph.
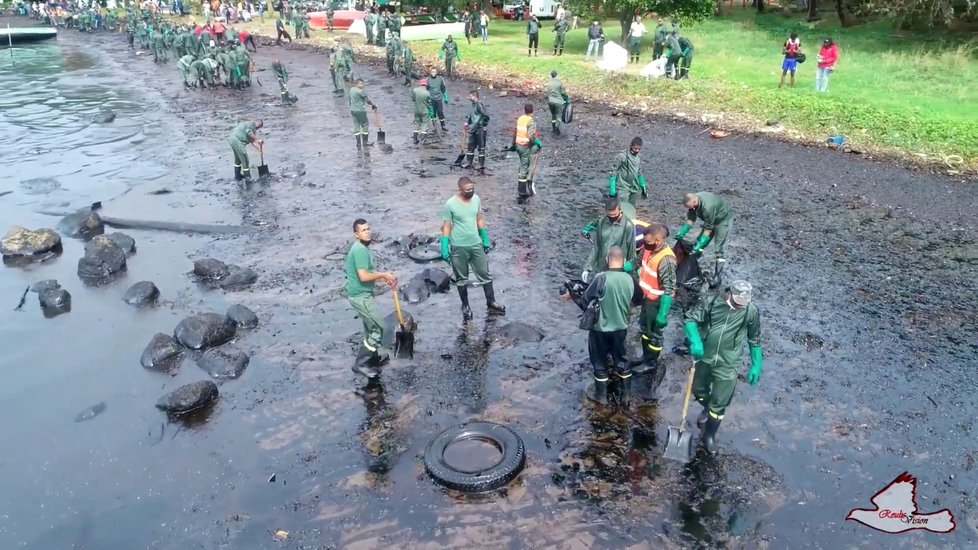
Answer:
[638,246,676,300]
[515,114,532,146]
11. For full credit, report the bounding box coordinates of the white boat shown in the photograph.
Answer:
[0,26,58,47]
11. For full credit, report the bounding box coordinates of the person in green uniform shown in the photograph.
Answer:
[440,177,506,321]
[341,40,356,82]
[439,34,460,78]
[684,280,763,454]
[426,67,449,131]
[632,224,677,394]
[510,102,542,197]
[272,59,296,104]
[545,69,569,134]
[177,53,196,87]
[675,191,732,287]
[580,197,637,282]
[228,119,263,181]
[386,33,399,75]
[665,30,682,78]
[462,89,489,170]
[349,79,378,150]
[677,34,694,79]
[607,137,648,220]
[552,13,569,56]
[188,58,208,88]
[411,77,432,145]
[376,12,387,46]
[388,11,402,38]
[652,17,667,59]
[234,43,252,88]
[364,8,377,45]
[151,28,167,62]
[526,15,540,57]
[346,218,398,379]
[330,47,345,96]
[216,47,234,86]
[580,246,642,406]
[200,55,220,87]
[326,6,335,32]
[401,41,414,86]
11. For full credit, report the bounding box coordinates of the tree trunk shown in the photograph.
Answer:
[836,0,861,26]
[715,0,725,16]
[619,8,636,46]
[807,0,820,20]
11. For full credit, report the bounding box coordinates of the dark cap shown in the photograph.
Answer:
[604,196,621,211]
[630,136,643,147]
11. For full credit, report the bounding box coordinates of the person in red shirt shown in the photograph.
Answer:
[239,30,257,52]
[815,37,839,92]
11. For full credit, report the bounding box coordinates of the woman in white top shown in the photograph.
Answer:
[480,11,489,42]
[627,15,646,64]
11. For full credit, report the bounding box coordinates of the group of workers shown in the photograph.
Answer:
[196,19,757,457]
[626,16,694,79]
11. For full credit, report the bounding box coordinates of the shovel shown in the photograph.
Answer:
[373,110,386,144]
[528,149,541,195]
[663,359,697,463]
[453,128,468,166]
[255,144,270,177]
[392,285,414,358]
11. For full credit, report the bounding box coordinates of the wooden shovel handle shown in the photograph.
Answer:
[678,359,696,427]
[392,285,405,326]
[372,109,382,129]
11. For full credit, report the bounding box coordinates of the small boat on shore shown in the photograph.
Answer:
[0,26,57,46]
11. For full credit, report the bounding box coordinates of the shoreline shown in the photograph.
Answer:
[236,24,975,179]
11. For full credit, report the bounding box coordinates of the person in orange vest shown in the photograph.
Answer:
[510,103,543,198]
[633,223,676,391]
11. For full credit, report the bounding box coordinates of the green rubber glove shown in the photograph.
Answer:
[748,345,763,385]
[608,174,618,197]
[428,105,435,118]
[623,260,633,272]
[654,294,673,328]
[692,233,711,254]
[456,52,461,61]
[675,222,691,240]
[438,50,444,60]
[684,321,704,360]
[581,220,596,237]
[478,227,491,252]
[443,92,449,103]
[440,235,450,261]
[532,137,542,150]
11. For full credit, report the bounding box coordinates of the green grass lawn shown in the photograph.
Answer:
[400,9,978,169]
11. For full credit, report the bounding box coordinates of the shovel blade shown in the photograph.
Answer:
[257,165,270,177]
[377,130,386,144]
[394,329,414,359]
[663,426,694,462]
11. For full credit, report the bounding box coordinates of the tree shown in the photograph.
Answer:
[807,0,820,20]
[564,0,715,43]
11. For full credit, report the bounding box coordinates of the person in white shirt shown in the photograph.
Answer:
[627,15,646,64]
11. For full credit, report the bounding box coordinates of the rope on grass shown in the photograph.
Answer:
[913,152,965,170]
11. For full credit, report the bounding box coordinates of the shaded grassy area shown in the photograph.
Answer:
[234,9,977,171]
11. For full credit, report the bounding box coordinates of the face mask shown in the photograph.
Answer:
[608,213,621,223]
[645,240,659,250]
[462,191,475,199]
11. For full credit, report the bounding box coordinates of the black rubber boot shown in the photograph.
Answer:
[413,132,419,144]
[483,282,506,315]
[709,259,726,289]
[461,154,474,169]
[458,285,473,321]
[702,416,721,455]
[478,154,486,171]
[234,166,242,181]
[553,47,558,55]
[616,371,632,408]
[517,179,529,197]
[586,376,609,406]
[696,405,709,429]
[441,120,447,131]
[371,346,390,367]
[355,135,362,150]
[351,343,380,379]
[631,344,660,375]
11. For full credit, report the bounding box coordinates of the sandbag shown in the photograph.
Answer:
[561,102,573,124]
[672,240,704,293]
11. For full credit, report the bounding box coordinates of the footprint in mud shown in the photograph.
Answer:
[74,401,107,422]
[20,177,62,195]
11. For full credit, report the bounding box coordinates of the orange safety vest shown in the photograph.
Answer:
[638,245,676,300]
[515,114,533,146]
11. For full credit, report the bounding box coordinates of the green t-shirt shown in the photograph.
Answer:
[349,87,369,112]
[443,194,481,247]
[546,78,567,106]
[345,241,375,297]
[231,121,256,143]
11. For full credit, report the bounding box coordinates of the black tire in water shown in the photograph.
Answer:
[407,241,442,262]
[424,421,526,493]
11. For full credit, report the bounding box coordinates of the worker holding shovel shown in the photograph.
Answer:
[683,280,763,455]
[228,118,263,181]
[349,78,378,150]
[347,218,398,380]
